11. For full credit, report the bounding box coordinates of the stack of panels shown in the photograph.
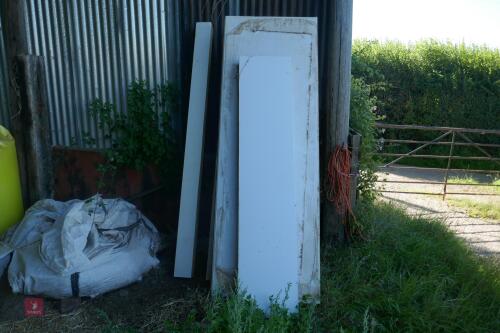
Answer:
[210,16,320,311]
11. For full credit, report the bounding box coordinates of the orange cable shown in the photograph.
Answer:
[326,145,357,236]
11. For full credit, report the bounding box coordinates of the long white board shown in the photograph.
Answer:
[174,22,212,278]
[212,17,320,300]
[238,56,298,312]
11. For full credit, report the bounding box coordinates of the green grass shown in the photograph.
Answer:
[164,288,317,333]
[319,202,500,332]
[447,199,500,221]
[446,177,500,219]
[165,201,500,332]
[448,176,500,194]
[447,176,481,185]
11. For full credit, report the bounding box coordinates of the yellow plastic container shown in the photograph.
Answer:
[0,125,24,235]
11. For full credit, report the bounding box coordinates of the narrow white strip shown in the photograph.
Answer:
[174,22,212,278]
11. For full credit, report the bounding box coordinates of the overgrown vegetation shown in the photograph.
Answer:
[350,77,380,199]
[170,201,500,332]
[319,200,500,332]
[166,290,316,333]
[352,40,500,170]
[89,81,180,189]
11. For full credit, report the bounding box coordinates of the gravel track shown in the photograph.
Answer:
[376,167,500,258]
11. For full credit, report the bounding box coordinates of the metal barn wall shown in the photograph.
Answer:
[1,0,183,147]
[0,0,343,147]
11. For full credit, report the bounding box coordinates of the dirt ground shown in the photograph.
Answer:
[377,166,500,257]
[0,235,209,332]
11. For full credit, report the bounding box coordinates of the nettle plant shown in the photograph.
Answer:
[89,80,180,190]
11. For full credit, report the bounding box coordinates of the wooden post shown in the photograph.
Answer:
[1,3,52,206]
[15,55,53,205]
[1,0,30,205]
[323,0,354,243]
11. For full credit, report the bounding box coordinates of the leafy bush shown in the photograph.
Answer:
[89,80,180,188]
[350,77,380,199]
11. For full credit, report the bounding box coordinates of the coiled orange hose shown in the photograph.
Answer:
[326,145,358,238]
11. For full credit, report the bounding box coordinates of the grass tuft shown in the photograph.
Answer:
[445,176,500,221]
[447,176,481,185]
[447,176,500,194]
[447,199,500,221]
[165,288,317,333]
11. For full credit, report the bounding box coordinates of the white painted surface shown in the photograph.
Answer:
[174,22,212,278]
[212,17,320,300]
[238,56,299,312]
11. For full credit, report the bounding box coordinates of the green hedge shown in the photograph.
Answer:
[352,40,500,170]
[352,40,500,130]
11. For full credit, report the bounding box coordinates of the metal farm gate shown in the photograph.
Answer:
[375,123,500,199]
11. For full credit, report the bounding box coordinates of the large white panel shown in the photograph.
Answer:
[174,22,212,278]
[238,56,298,312]
[212,17,320,300]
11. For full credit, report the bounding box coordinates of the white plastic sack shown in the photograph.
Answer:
[0,199,73,278]
[0,195,160,299]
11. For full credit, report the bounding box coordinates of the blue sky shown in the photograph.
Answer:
[353,0,500,49]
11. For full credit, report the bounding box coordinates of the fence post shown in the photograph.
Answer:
[442,131,456,200]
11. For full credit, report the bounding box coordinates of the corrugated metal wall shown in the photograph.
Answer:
[1,0,183,147]
[0,0,340,147]
[27,0,185,147]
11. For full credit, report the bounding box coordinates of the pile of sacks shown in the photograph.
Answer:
[0,195,160,299]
